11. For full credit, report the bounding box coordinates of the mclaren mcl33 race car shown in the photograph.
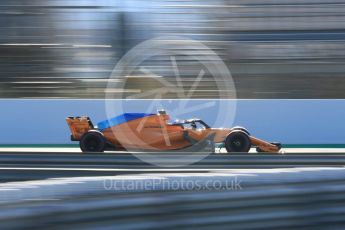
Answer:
[66,111,281,153]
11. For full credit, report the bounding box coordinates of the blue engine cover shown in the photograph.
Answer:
[97,113,155,131]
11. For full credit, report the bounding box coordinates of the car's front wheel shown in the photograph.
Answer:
[80,130,106,153]
[224,130,251,153]
[232,126,250,136]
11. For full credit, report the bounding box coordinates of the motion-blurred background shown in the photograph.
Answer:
[1,0,345,98]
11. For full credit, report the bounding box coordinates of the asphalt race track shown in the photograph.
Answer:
[1,148,345,229]
[1,148,345,181]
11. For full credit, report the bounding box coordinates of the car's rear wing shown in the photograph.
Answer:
[66,116,94,141]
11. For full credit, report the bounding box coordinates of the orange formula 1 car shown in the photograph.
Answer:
[66,111,281,153]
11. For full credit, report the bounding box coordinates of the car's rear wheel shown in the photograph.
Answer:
[225,130,251,153]
[80,130,106,152]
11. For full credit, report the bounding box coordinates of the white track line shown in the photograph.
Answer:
[1,147,345,153]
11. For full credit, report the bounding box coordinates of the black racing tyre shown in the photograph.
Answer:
[232,126,250,136]
[80,130,106,153]
[225,130,251,153]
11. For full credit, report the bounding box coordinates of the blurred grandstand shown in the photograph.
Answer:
[0,0,345,98]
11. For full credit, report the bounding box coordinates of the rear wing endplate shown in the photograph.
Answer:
[66,116,94,141]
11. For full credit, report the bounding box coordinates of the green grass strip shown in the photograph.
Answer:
[1,144,345,148]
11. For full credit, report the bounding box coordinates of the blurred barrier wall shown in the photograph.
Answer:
[0,99,344,145]
[1,167,345,229]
